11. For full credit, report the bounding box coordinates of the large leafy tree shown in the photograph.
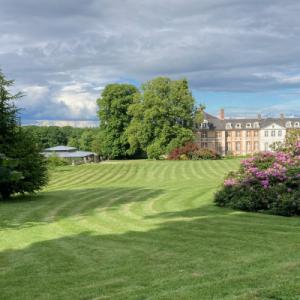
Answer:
[0,70,48,199]
[126,77,195,159]
[97,84,138,159]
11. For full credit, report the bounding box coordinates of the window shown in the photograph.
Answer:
[254,141,259,150]
[295,122,300,128]
[236,142,241,151]
[236,131,241,137]
[227,143,232,151]
[246,123,252,128]
[246,141,251,152]
[278,130,282,137]
[201,120,209,129]
[201,132,208,138]
[216,131,222,138]
[254,131,258,137]
[226,123,232,129]
[271,130,275,137]
[253,122,260,128]
[235,123,242,129]
[201,142,208,148]
[264,131,268,137]
[246,131,251,137]
[264,143,269,151]
[286,121,292,128]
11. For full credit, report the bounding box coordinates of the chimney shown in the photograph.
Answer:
[219,108,225,120]
[257,113,262,120]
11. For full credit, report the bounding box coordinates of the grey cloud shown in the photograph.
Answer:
[1,0,300,119]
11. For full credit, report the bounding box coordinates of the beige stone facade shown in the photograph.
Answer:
[196,110,300,156]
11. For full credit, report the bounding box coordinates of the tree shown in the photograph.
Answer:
[271,129,300,154]
[79,130,96,151]
[126,77,195,159]
[0,70,48,199]
[97,83,138,159]
[67,136,80,149]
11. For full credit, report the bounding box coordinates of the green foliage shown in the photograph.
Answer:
[126,77,195,159]
[9,131,48,195]
[47,153,70,168]
[0,70,48,199]
[67,136,80,148]
[215,151,300,216]
[270,129,300,154]
[23,126,101,153]
[194,104,206,128]
[97,83,138,159]
[168,142,221,160]
[0,154,23,200]
[79,130,95,151]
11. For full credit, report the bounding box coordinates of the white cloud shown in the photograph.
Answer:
[54,82,98,119]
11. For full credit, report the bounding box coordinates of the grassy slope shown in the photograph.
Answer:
[0,160,299,300]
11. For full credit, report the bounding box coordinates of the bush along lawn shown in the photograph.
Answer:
[215,143,300,216]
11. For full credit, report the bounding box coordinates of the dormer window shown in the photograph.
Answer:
[286,121,292,128]
[253,122,260,128]
[235,123,242,129]
[294,122,300,128]
[201,120,209,129]
[226,123,232,129]
[246,123,252,128]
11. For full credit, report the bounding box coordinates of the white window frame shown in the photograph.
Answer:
[264,142,269,151]
[226,123,232,129]
[286,121,292,128]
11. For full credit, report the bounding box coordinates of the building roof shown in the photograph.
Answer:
[44,146,77,152]
[202,112,300,131]
[43,151,96,158]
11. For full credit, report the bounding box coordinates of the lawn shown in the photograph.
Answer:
[0,160,299,300]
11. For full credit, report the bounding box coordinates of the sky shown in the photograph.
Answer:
[1,0,300,122]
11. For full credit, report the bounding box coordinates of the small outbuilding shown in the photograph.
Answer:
[42,146,97,164]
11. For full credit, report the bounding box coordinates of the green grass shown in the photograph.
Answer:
[0,160,300,300]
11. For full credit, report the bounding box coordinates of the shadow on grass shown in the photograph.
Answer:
[0,205,300,300]
[0,186,164,230]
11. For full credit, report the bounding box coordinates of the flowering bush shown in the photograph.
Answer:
[215,145,300,216]
[168,143,221,160]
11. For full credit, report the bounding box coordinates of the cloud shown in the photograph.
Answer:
[1,0,300,119]
[54,83,98,119]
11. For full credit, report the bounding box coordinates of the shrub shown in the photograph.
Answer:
[215,147,300,216]
[168,142,221,160]
[47,154,70,168]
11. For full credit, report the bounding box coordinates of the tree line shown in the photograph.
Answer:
[23,126,101,154]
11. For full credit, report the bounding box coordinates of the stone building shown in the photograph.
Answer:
[197,109,300,156]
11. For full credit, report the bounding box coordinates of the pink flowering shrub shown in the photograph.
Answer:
[215,146,300,216]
